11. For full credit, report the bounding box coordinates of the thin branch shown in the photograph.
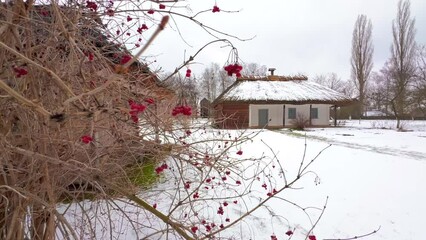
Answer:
[103,181,195,240]
[0,78,51,116]
[120,16,170,70]
[323,226,381,240]
[305,196,328,239]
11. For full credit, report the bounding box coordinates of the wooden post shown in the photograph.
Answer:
[283,105,286,127]
[334,105,337,127]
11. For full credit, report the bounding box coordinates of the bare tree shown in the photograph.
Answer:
[200,64,217,101]
[389,0,417,128]
[312,73,354,97]
[351,14,374,117]
[200,63,233,101]
[412,45,426,117]
[368,67,393,115]
[165,73,199,111]
[218,66,233,93]
[241,62,268,76]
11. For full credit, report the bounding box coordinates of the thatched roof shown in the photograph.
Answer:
[213,76,355,106]
[0,2,174,100]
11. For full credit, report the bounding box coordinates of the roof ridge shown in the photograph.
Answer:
[237,75,308,81]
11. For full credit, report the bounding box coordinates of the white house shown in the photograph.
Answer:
[213,75,355,129]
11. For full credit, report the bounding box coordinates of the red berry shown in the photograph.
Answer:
[212,5,220,13]
[191,226,198,233]
[81,135,93,144]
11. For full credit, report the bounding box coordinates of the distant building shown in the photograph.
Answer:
[200,98,211,118]
[212,74,355,129]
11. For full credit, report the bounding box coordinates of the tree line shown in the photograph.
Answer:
[166,0,425,129]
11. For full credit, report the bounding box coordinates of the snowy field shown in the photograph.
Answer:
[260,119,426,239]
[62,119,426,239]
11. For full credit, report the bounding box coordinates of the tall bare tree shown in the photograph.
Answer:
[389,0,417,128]
[412,45,426,117]
[351,14,374,117]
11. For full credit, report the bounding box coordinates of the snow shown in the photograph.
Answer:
[218,80,352,103]
[255,120,426,239]
[61,119,426,239]
[364,109,388,117]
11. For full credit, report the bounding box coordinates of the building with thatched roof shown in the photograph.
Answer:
[212,74,355,129]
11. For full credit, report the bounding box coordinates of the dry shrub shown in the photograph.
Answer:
[0,2,178,238]
[291,113,310,130]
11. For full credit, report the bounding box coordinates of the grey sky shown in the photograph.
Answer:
[145,0,426,81]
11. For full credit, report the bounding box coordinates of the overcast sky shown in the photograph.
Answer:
[144,0,426,81]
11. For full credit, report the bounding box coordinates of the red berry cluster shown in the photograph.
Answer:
[14,67,28,78]
[148,9,155,14]
[193,192,199,199]
[185,69,191,78]
[308,235,317,240]
[155,163,168,174]
[285,230,293,236]
[217,206,224,215]
[267,188,277,196]
[128,100,147,123]
[224,64,242,77]
[144,98,154,104]
[137,24,148,34]
[81,135,93,144]
[86,52,94,61]
[106,9,114,16]
[172,105,192,116]
[212,5,220,13]
[39,9,49,16]
[120,54,132,64]
[86,1,98,11]
[159,4,166,9]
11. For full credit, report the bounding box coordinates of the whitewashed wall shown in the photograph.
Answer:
[249,104,331,127]
[284,104,331,126]
[249,104,283,127]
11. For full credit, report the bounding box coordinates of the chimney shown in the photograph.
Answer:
[267,68,279,80]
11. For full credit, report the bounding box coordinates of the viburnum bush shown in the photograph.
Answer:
[0,1,378,240]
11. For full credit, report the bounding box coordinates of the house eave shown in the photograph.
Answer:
[214,99,357,107]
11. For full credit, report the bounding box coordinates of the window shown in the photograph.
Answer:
[288,108,296,119]
[311,108,319,119]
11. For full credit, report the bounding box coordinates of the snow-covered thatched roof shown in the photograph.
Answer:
[214,76,355,106]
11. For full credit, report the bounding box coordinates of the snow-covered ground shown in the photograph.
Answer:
[258,119,426,239]
[62,119,426,239]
